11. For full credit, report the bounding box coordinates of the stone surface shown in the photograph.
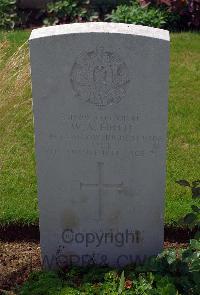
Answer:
[29,22,170,269]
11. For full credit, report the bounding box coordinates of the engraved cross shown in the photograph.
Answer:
[80,162,124,220]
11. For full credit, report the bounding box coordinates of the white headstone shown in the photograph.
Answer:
[29,23,170,269]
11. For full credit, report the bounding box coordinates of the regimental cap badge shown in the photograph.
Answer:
[71,47,130,107]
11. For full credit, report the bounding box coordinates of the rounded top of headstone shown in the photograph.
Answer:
[29,22,169,42]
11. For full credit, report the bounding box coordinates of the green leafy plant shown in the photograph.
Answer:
[0,0,17,29]
[146,0,200,30]
[176,179,200,198]
[12,180,200,295]
[107,0,169,28]
[179,204,200,239]
[43,0,90,26]
[176,179,200,238]
[118,270,125,294]
[134,241,200,295]
[19,271,64,295]
[19,241,200,294]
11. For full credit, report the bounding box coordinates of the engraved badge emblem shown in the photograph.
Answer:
[71,47,130,107]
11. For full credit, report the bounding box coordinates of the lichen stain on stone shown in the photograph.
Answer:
[61,209,80,229]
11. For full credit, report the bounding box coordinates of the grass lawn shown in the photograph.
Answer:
[0,31,199,227]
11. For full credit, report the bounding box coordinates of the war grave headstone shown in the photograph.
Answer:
[29,22,170,269]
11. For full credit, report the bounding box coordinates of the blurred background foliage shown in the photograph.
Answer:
[0,0,199,30]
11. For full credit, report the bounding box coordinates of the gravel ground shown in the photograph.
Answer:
[0,241,41,293]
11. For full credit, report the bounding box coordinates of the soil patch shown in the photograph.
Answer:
[0,241,41,293]
[0,225,39,243]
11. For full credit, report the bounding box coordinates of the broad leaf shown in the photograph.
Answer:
[176,180,190,187]
[191,205,200,213]
[183,213,197,224]
[192,180,200,188]
[190,239,200,251]
[166,252,177,265]
[192,187,200,198]
[194,231,200,240]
